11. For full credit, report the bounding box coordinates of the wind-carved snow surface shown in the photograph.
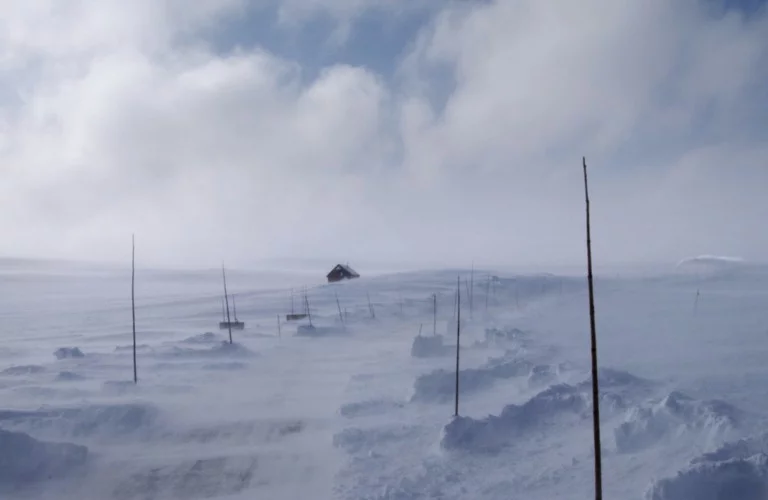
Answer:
[2,260,768,499]
[647,435,768,500]
[615,391,742,453]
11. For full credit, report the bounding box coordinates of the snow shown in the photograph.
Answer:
[2,259,768,499]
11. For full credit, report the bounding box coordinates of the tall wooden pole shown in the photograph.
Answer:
[583,157,602,500]
[131,234,137,384]
[454,275,461,417]
[222,264,233,344]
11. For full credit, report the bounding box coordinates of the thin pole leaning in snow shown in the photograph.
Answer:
[222,264,233,344]
[454,275,461,417]
[131,234,137,384]
[335,291,344,324]
[583,157,603,500]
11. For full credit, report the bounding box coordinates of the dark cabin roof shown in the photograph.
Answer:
[327,264,359,278]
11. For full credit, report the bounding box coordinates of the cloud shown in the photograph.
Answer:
[0,0,766,269]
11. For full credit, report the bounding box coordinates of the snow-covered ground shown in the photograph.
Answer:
[1,257,768,499]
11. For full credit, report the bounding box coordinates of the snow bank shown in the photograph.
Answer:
[647,453,768,500]
[440,384,586,451]
[0,429,87,487]
[54,347,85,359]
[410,335,450,358]
[411,358,532,404]
[1,365,45,376]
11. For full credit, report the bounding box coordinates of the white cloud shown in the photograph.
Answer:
[0,0,766,269]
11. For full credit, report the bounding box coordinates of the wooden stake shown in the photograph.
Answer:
[583,156,602,500]
[131,234,137,384]
[277,314,281,337]
[694,288,700,315]
[222,264,233,344]
[485,275,491,312]
[305,290,313,327]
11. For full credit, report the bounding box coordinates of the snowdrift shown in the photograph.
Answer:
[181,332,222,344]
[0,428,87,488]
[440,384,587,452]
[162,341,255,359]
[410,335,450,358]
[54,347,85,359]
[0,402,161,441]
[615,391,741,453]
[295,325,348,337]
[1,365,45,376]
[112,454,259,499]
[339,399,405,419]
[411,358,532,403]
[55,371,85,382]
[647,453,768,500]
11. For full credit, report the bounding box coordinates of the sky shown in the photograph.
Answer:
[0,0,766,270]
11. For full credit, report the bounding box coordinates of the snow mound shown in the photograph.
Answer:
[647,453,768,500]
[410,335,450,358]
[181,332,222,344]
[1,365,45,376]
[411,358,532,404]
[0,403,161,440]
[694,434,768,465]
[615,391,741,453]
[55,371,85,381]
[112,454,259,500]
[440,384,586,452]
[54,347,85,359]
[0,428,88,487]
[339,399,405,418]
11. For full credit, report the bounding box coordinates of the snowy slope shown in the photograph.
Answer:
[1,259,768,499]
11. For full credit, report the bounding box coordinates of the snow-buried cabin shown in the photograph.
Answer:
[327,264,360,283]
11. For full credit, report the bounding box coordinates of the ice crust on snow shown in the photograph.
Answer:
[0,429,87,488]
